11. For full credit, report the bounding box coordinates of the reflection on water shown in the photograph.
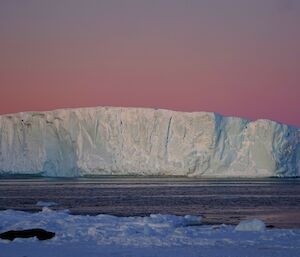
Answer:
[0,177,300,228]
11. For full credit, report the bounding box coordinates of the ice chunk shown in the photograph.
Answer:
[41,207,53,213]
[183,215,202,226]
[235,219,266,232]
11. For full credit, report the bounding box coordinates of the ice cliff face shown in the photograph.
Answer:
[0,107,299,177]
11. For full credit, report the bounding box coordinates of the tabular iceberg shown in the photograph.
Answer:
[0,107,299,177]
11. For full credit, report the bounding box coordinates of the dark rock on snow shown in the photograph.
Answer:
[0,228,55,241]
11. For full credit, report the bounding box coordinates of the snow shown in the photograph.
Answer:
[0,106,299,177]
[235,219,266,232]
[1,209,300,257]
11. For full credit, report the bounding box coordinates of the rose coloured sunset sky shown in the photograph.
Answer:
[0,0,299,127]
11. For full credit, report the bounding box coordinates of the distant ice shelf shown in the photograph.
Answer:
[0,106,299,177]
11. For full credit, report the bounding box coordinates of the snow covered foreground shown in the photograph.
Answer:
[1,208,300,257]
[0,107,299,178]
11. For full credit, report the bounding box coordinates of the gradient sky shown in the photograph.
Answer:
[0,0,299,127]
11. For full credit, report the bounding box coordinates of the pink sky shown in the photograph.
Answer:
[0,1,299,127]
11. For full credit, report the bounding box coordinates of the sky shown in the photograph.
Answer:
[0,0,299,127]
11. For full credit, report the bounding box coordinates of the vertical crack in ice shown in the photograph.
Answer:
[149,119,156,154]
[94,119,99,142]
[165,116,173,160]
[183,127,187,140]
[120,117,124,153]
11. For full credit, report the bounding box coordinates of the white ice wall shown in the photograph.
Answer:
[0,107,299,177]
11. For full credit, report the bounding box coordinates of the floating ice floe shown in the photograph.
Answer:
[235,219,266,232]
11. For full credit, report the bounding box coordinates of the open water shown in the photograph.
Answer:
[0,177,300,228]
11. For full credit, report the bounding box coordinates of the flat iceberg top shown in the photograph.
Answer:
[0,106,299,177]
[1,209,300,257]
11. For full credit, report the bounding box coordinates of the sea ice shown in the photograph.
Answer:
[0,209,299,257]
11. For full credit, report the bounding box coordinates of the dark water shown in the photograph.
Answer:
[0,177,300,228]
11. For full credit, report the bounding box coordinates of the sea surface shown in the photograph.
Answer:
[0,177,300,228]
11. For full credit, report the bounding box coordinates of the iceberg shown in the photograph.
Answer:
[0,107,299,177]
